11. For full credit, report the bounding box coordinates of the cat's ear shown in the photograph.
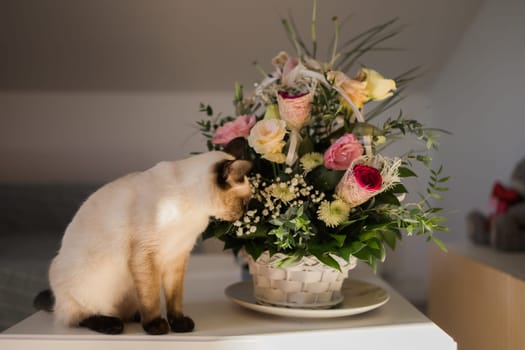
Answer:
[216,159,252,187]
[227,160,252,183]
[224,137,249,160]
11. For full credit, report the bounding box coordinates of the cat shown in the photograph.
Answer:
[34,151,251,335]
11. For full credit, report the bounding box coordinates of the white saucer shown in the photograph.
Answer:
[225,279,389,318]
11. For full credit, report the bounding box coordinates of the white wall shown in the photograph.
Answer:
[375,0,525,303]
[0,0,480,91]
[430,0,525,244]
[0,91,232,183]
[369,0,525,302]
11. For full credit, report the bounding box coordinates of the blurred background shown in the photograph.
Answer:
[1,0,524,339]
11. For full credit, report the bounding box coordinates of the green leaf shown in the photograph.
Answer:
[312,252,341,271]
[429,192,444,200]
[298,134,315,156]
[244,242,266,261]
[438,176,451,183]
[307,167,345,192]
[339,241,366,261]
[352,247,370,260]
[367,239,381,250]
[353,247,380,268]
[274,254,302,268]
[365,240,385,261]
[336,215,368,230]
[374,191,401,206]
[398,167,417,177]
[381,230,399,250]
[431,236,448,252]
[390,183,408,193]
[359,230,381,241]
[202,221,231,240]
[331,234,347,247]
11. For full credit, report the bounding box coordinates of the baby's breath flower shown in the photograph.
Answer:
[300,152,324,173]
[317,199,351,227]
[236,228,244,237]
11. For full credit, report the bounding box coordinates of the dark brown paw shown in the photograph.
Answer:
[143,317,169,335]
[79,315,124,334]
[168,314,195,333]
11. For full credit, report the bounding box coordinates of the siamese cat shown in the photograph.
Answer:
[34,151,251,335]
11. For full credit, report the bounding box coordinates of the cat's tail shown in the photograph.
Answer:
[33,289,55,312]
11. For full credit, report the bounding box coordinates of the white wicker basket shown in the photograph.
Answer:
[244,251,357,309]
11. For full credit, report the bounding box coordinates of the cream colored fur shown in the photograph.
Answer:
[49,151,251,326]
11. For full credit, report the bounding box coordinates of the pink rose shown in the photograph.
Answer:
[324,134,363,171]
[277,91,313,130]
[353,164,382,191]
[212,115,256,145]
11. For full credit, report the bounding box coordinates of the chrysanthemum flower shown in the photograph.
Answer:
[300,152,324,173]
[271,183,296,203]
[317,199,351,227]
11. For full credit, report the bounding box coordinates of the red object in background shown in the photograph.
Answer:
[490,181,521,215]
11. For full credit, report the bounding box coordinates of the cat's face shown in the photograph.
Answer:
[212,159,252,221]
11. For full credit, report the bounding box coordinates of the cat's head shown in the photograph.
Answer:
[212,157,252,221]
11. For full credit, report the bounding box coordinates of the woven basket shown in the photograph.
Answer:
[244,251,357,309]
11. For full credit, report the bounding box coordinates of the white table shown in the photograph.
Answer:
[1,254,455,350]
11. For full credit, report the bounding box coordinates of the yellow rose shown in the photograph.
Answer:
[264,151,287,164]
[327,70,368,109]
[357,68,396,101]
[248,119,287,160]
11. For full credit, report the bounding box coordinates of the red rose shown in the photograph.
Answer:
[353,164,382,191]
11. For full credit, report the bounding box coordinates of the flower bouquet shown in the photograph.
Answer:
[196,3,448,308]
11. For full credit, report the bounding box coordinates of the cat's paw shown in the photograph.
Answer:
[79,315,124,335]
[143,317,169,335]
[168,314,195,333]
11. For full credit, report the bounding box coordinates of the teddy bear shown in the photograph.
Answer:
[466,158,525,251]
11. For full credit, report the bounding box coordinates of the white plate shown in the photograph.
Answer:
[224,279,389,318]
